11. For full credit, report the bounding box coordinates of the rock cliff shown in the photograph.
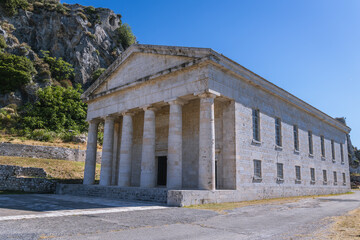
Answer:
[0,0,135,107]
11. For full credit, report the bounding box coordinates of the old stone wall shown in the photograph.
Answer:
[208,66,350,194]
[57,184,167,203]
[0,165,46,178]
[168,186,349,206]
[0,143,102,163]
[0,165,55,193]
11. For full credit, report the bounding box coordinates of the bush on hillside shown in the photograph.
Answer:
[116,24,136,49]
[0,0,29,16]
[91,68,106,81]
[21,84,88,133]
[40,50,75,82]
[0,53,36,93]
[0,36,7,49]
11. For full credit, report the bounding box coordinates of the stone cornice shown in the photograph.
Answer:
[206,51,351,133]
[83,44,350,134]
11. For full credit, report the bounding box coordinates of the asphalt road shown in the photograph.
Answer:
[0,191,359,240]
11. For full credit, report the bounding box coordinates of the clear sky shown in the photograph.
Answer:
[63,0,360,147]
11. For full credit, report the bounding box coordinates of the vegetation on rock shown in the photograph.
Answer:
[0,1,135,144]
[0,52,36,93]
[21,84,87,133]
[0,0,29,16]
[116,23,136,49]
[40,50,75,81]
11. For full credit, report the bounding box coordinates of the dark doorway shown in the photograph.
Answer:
[157,156,167,186]
[215,160,218,189]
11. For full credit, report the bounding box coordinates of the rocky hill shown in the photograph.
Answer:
[0,0,135,107]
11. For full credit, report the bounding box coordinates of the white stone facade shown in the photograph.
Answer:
[81,44,350,205]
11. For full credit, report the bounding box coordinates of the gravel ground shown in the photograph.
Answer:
[0,191,359,240]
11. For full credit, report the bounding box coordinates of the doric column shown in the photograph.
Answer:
[198,93,217,190]
[167,99,185,189]
[118,112,134,187]
[99,115,115,186]
[111,121,120,185]
[140,106,157,188]
[83,119,100,185]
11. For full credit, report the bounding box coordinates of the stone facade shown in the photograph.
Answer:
[79,44,351,206]
[0,165,55,193]
[0,142,102,163]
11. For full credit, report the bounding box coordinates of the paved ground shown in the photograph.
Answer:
[0,191,359,240]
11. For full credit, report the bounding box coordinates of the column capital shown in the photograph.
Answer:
[195,90,220,99]
[142,105,158,112]
[88,118,102,124]
[121,111,135,117]
[104,115,116,121]
[167,98,187,106]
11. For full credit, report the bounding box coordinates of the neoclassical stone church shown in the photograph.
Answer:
[65,44,350,206]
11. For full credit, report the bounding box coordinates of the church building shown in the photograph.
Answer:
[72,44,350,206]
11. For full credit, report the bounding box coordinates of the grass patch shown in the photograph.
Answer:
[327,207,360,239]
[0,156,101,182]
[186,192,354,213]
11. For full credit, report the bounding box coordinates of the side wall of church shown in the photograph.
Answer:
[208,65,350,197]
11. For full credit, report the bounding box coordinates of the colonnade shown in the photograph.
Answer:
[83,93,218,190]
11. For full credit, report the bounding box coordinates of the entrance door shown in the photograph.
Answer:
[157,156,167,186]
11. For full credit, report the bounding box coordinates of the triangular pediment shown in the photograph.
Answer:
[83,44,212,99]
[93,52,194,95]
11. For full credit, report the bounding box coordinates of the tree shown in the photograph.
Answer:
[40,50,75,81]
[21,85,88,133]
[0,53,36,93]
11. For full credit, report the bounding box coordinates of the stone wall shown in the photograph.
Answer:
[0,165,47,178]
[168,186,350,207]
[0,143,102,163]
[0,165,55,193]
[57,184,167,203]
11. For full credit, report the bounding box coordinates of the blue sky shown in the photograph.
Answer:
[63,0,360,147]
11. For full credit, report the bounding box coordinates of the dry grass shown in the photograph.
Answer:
[0,134,103,150]
[326,207,360,239]
[0,156,101,181]
[186,192,354,213]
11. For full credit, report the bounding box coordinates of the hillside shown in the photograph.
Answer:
[0,0,135,108]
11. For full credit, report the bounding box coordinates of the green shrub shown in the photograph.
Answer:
[29,129,56,142]
[59,130,80,142]
[85,31,96,39]
[0,36,7,49]
[91,68,106,81]
[0,0,29,16]
[21,84,88,133]
[40,50,75,81]
[84,6,96,15]
[77,12,87,21]
[0,53,36,93]
[116,24,136,49]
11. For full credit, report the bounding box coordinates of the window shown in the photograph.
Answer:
[275,118,282,147]
[320,136,325,158]
[253,160,262,179]
[310,168,315,182]
[295,166,301,182]
[277,163,284,180]
[308,131,313,155]
[340,143,344,164]
[293,125,299,151]
[252,109,260,142]
[333,171,337,185]
[323,170,327,183]
[343,173,346,184]
[331,140,335,161]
